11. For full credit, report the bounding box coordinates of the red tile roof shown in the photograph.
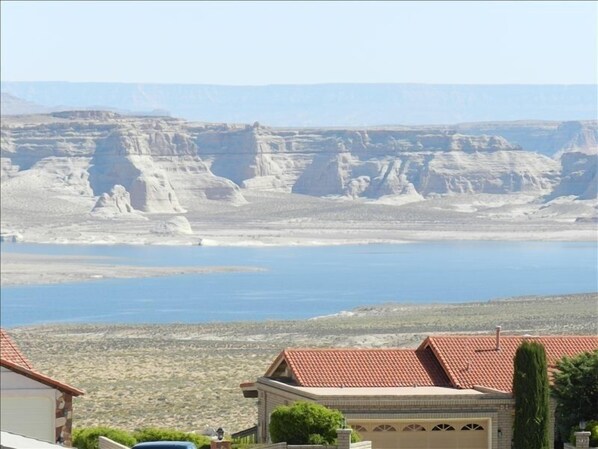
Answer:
[0,328,33,369]
[257,335,598,394]
[0,328,84,396]
[265,348,451,388]
[0,358,84,396]
[422,335,598,392]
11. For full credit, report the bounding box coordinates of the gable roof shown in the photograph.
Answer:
[0,328,84,396]
[0,329,33,369]
[264,348,451,388]
[0,358,85,396]
[257,335,598,394]
[421,335,598,392]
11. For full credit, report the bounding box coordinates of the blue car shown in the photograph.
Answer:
[132,442,198,449]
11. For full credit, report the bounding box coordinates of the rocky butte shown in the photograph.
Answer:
[1,111,596,245]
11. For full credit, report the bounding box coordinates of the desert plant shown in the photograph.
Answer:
[269,401,345,444]
[72,426,137,449]
[133,427,211,449]
[512,341,550,449]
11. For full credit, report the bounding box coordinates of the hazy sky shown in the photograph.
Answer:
[1,1,596,85]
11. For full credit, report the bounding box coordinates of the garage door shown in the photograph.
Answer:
[0,396,55,443]
[350,419,488,449]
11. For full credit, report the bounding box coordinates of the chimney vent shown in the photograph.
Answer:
[495,326,502,351]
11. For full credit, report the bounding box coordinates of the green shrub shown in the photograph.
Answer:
[307,434,327,445]
[584,421,598,447]
[72,427,137,449]
[133,427,211,449]
[570,421,598,447]
[269,401,345,444]
[590,422,598,447]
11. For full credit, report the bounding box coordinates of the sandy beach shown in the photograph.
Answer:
[0,252,264,286]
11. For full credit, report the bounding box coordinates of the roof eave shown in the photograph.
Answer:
[1,358,85,396]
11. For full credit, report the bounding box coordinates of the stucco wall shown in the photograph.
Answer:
[255,379,517,449]
[0,367,75,446]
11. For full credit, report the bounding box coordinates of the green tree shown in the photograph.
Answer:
[551,350,598,441]
[512,341,550,449]
[269,401,345,444]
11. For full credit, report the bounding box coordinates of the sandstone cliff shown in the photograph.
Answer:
[1,113,596,244]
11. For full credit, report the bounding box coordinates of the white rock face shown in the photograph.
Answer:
[422,151,559,195]
[89,129,185,213]
[292,149,559,198]
[1,113,596,245]
[549,151,597,200]
[92,184,137,215]
[151,216,194,235]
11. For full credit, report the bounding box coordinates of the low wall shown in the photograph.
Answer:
[261,441,371,449]
[98,436,130,449]
[349,443,372,449]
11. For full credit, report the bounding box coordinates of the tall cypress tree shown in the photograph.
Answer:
[512,341,550,449]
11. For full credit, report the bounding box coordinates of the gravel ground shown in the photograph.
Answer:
[7,292,597,434]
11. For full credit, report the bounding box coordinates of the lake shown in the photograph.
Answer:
[1,241,597,327]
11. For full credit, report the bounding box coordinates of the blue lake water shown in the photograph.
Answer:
[1,241,597,327]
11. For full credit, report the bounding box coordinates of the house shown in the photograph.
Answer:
[0,329,84,447]
[241,331,598,449]
[0,430,71,449]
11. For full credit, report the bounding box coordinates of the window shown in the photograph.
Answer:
[403,424,426,432]
[461,423,484,431]
[373,425,396,432]
[351,425,367,433]
[431,424,455,431]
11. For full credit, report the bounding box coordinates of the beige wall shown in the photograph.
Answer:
[254,379,520,449]
[0,367,76,447]
[1,367,56,443]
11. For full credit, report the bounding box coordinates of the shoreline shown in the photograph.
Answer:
[1,238,595,287]
[3,226,597,248]
[0,252,265,287]
[8,292,597,432]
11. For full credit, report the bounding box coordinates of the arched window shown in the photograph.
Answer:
[461,423,484,431]
[403,424,426,432]
[373,425,396,432]
[351,425,367,433]
[431,424,455,431]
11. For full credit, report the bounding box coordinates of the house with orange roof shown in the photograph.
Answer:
[0,329,84,447]
[240,330,598,449]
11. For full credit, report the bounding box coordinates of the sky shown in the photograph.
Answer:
[1,1,596,85]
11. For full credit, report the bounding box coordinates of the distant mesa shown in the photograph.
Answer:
[1,82,596,126]
[52,110,121,120]
[1,92,50,115]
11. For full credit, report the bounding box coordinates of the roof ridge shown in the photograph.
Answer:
[421,337,461,389]
[0,328,34,369]
[428,335,598,338]
[284,348,306,385]
[284,348,415,352]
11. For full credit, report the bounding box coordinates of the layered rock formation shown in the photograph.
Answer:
[1,113,596,237]
[1,112,245,215]
[92,185,137,216]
